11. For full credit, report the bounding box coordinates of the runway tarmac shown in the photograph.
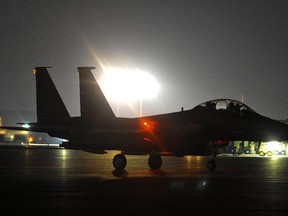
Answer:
[0,146,288,215]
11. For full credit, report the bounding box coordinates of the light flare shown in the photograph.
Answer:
[99,67,160,103]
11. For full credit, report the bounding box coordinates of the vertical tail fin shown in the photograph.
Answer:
[78,67,116,122]
[34,67,70,124]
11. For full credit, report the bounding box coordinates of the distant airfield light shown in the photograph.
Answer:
[22,124,30,128]
[27,136,34,143]
[100,67,160,103]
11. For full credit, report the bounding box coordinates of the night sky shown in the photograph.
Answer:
[1,0,288,122]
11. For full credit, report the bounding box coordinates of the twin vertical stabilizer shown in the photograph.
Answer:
[78,67,116,122]
[34,67,115,125]
[34,67,70,124]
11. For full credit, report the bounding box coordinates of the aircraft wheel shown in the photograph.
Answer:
[267,151,273,157]
[207,160,216,171]
[113,154,127,170]
[148,154,162,170]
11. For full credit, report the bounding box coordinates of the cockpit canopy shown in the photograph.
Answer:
[193,99,256,114]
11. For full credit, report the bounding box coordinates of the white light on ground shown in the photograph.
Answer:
[22,124,30,128]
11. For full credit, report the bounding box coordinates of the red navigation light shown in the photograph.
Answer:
[141,119,156,131]
[215,140,229,146]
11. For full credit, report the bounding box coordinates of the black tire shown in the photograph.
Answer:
[148,154,162,170]
[207,160,216,171]
[113,154,127,170]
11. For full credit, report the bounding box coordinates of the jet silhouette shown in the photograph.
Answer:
[2,67,288,171]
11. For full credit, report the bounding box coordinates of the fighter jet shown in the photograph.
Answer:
[2,67,288,171]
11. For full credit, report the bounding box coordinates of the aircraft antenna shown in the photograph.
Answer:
[241,94,244,103]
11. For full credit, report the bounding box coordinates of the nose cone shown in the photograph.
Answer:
[248,116,288,141]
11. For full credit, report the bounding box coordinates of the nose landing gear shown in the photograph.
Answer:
[206,141,220,171]
[207,159,216,171]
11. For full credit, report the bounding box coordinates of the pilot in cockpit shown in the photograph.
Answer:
[228,102,240,114]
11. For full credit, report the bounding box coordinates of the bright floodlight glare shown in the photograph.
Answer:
[99,67,160,103]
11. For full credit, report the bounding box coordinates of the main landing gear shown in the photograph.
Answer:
[112,153,127,170]
[207,159,216,171]
[206,141,218,171]
[112,153,162,170]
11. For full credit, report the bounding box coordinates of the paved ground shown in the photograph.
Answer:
[0,146,288,215]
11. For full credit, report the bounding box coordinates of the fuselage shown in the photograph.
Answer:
[53,99,288,156]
